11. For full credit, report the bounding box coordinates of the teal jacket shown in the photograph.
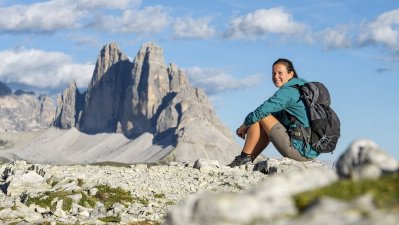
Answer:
[244,78,319,158]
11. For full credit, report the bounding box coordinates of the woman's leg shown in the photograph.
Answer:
[229,114,308,166]
[259,115,310,161]
[242,122,270,159]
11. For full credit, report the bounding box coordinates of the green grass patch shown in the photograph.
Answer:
[98,216,121,223]
[153,193,165,199]
[165,200,175,206]
[127,221,161,225]
[26,191,73,211]
[0,139,9,146]
[133,196,149,206]
[95,184,133,208]
[294,173,399,212]
[90,161,131,167]
[79,191,97,208]
[26,184,134,212]
[77,178,84,187]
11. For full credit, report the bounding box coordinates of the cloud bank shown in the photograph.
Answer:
[184,67,264,95]
[0,48,94,89]
[359,9,399,52]
[225,7,306,39]
[173,17,215,39]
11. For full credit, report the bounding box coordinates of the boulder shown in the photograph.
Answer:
[165,167,338,225]
[253,157,330,174]
[6,171,51,196]
[336,139,399,179]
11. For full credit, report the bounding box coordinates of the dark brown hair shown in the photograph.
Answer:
[273,58,298,78]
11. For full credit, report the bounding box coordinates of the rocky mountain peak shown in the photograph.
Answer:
[131,42,170,120]
[89,42,129,88]
[53,80,84,129]
[79,42,133,133]
[48,43,238,162]
[168,62,188,92]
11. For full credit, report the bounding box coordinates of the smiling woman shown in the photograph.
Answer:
[228,58,320,167]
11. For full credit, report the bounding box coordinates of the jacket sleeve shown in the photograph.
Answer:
[244,87,293,126]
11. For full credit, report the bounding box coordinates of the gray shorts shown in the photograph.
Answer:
[268,123,310,161]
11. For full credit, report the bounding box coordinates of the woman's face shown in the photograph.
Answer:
[272,63,294,87]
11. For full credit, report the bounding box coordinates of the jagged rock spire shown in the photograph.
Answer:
[79,42,133,133]
[53,80,84,129]
[53,42,240,163]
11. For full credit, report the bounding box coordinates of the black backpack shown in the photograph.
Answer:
[290,82,341,153]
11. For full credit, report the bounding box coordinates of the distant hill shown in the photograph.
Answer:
[0,83,54,132]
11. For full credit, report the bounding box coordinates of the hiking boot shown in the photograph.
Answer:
[227,154,253,167]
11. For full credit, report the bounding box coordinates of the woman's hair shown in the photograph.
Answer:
[273,58,298,78]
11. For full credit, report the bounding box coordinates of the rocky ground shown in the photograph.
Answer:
[0,157,329,224]
[0,139,398,225]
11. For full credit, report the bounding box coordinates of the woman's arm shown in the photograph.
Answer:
[244,87,293,127]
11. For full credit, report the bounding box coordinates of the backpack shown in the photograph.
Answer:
[291,82,341,153]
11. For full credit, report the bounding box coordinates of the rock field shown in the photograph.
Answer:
[0,139,398,225]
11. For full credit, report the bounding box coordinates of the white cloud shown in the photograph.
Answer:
[0,1,84,32]
[318,25,352,50]
[91,6,170,33]
[225,7,306,39]
[359,9,399,50]
[173,17,215,39]
[0,0,159,34]
[76,0,141,10]
[0,48,94,89]
[184,67,264,95]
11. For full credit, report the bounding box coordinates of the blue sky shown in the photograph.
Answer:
[0,0,398,162]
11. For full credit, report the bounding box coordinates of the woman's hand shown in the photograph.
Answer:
[236,124,248,140]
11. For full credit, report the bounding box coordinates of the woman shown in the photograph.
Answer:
[228,58,319,167]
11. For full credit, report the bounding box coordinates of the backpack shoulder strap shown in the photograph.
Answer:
[289,84,301,90]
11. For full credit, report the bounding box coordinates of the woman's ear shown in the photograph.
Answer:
[289,71,294,79]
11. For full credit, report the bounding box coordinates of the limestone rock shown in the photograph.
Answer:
[165,167,338,225]
[193,159,221,173]
[50,42,240,164]
[336,139,399,179]
[130,42,169,120]
[6,171,51,196]
[80,42,133,133]
[0,93,55,132]
[53,81,85,129]
[0,42,239,164]
[0,154,397,225]
[253,157,330,174]
[38,94,56,127]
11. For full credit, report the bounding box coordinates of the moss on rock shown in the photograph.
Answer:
[294,173,399,212]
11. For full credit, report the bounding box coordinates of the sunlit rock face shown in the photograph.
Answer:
[49,42,240,164]
[0,92,55,132]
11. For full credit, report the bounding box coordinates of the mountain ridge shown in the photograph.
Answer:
[0,42,240,164]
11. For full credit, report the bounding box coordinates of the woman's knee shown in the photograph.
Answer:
[268,123,309,161]
[259,115,280,135]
